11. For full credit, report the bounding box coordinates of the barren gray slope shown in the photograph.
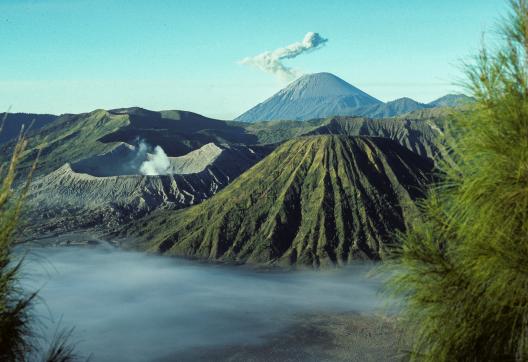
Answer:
[23,143,270,238]
[168,143,224,174]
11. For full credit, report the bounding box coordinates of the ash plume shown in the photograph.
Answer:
[239,32,328,81]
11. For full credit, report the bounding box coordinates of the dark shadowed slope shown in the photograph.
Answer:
[102,107,258,155]
[127,135,434,268]
[0,113,57,144]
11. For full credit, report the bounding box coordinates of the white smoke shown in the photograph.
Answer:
[239,32,328,81]
[139,145,171,175]
[128,140,148,169]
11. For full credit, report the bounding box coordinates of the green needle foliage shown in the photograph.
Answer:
[0,116,79,361]
[387,1,528,361]
[0,118,38,360]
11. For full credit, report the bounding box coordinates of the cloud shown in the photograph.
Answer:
[20,246,386,361]
[239,32,328,81]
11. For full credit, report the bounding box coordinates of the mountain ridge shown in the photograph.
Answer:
[0,108,260,180]
[235,73,472,122]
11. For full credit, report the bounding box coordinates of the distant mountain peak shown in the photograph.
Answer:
[279,72,378,100]
[235,72,382,122]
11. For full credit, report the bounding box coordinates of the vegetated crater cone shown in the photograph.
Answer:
[234,72,382,122]
[129,135,434,268]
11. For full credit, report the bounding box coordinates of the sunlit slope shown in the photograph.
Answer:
[0,110,129,179]
[130,135,434,267]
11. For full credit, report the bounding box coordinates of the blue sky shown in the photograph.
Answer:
[0,0,505,118]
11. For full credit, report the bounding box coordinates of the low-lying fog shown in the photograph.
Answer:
[21,246,387,361]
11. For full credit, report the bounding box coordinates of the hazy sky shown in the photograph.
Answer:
[1,0,504,118]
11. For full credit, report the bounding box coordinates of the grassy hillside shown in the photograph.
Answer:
[0,105,451,181]
[126,135,434,268]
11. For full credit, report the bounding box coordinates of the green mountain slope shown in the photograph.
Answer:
[1,110,130,180]
[127,135,434,268]
[1,106,449,182]
[1,107,259,179]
